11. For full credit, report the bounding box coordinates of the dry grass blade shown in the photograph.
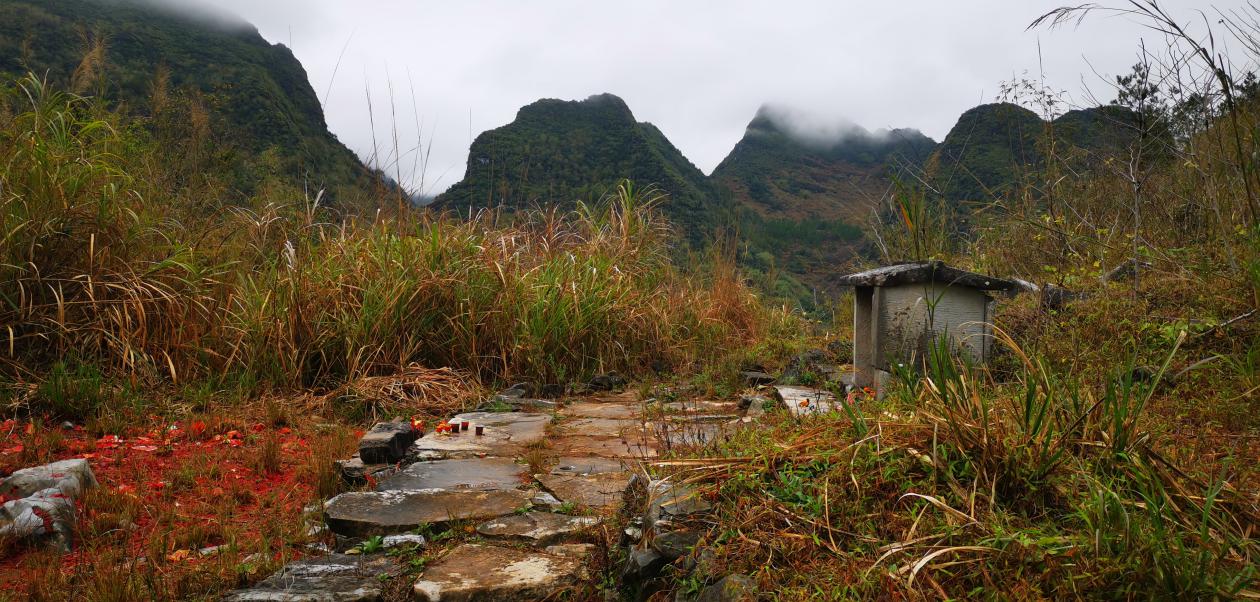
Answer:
[899,492,978,526]
[905,546,996,589]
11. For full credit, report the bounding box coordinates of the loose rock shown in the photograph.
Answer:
[381,533,427,549]
[336,455,399,486]
[0,458,97,499]
[696,574,758,602]
[0,487,76,551]
[539,383,566,399]
[588,372,627,391]
[647,480,713,528]
[651,529,700,561]
[358,421,417,465]
[621,546,665,582]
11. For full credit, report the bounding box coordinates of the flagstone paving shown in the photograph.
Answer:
[231,387,759,600]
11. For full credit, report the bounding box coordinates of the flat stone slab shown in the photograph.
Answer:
[550,456,627,476]
[476,512,600,545]
[550,435,656,459]
[562,401,640,419]
[413,543,585,602]
[536,471,632,510]
[222,553,399,602]
[653,420,731,448]
[774,386,836,416]
[409,412,549,459]
[324,489,533,537]
[556,417,643,438]
[377,458,525,492]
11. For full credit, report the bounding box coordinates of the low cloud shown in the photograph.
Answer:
[752,105,930,150]
[148,0,1233,190]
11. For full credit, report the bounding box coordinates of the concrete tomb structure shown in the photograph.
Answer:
[838,261,1018,390]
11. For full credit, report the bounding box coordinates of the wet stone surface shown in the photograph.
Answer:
[222,553,399,602]
[282,385,667,599]
[562,400,640,419]
[653,418,735,449]
[376,457,525,492]
[323,489,535,537]
[556,417,644,437]
[550,456,628,475]
[550,434,656,459]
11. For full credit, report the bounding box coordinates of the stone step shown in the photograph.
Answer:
[549,434,656,459]
[561,401,641,419]
[222,553,399,602]
[323,489,534,538]
[536,471,632,511]
[376,457,525,492]
[408,412,549,460]
[475,511,600,546]
[412,543,588,602]
[550,456,629,475]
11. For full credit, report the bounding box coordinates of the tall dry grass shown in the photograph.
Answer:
[0,74,789,416]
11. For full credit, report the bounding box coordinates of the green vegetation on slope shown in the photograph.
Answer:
[712,106,936,216]
[713,107,937,293]
[434,93,729,247]
[0,0,382,209]
[926,102,1150,206]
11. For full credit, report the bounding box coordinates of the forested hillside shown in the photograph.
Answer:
[0,0,381,208]
[433,94,729,246]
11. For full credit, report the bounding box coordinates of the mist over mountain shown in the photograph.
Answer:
[713,105,936,219]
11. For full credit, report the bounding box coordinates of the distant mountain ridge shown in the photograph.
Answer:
[0,0,380,208]
[713,106,937,222]
[927,102,1145,204]
[433,93,728,245]
[0,0,1147,304]
[432,94,1146,304]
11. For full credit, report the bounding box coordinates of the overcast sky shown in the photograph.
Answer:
[172,1,1243,195]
